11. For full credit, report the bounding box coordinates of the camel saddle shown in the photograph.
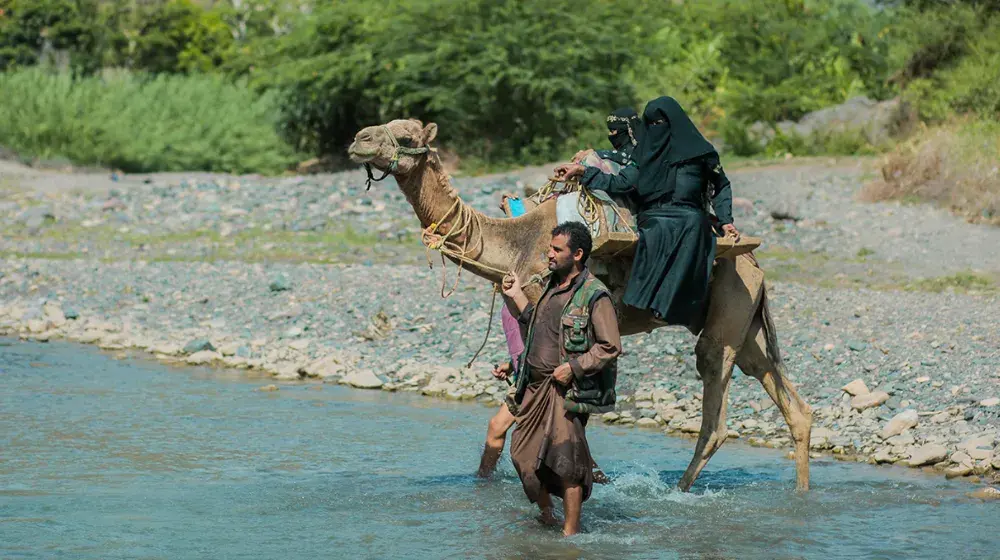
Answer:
[500,190,760,260]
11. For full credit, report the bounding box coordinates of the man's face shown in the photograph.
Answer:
[547,234,580,274]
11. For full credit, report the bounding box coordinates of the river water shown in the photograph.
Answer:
[1,340,995,559]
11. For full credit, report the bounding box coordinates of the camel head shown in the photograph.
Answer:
[347,119,439,177]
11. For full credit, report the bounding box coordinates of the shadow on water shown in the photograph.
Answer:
[1,340,998,560]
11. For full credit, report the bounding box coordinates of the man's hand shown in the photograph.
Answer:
[722,223,740,242]
[502,273,531,314]
[492,361,512,382]
[553,363,573,386]
[501,273,523,299]
[553,163,586,182]
[571,149,595,163]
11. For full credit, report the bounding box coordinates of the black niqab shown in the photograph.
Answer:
[600,107,641,164]
[635,96,716,200]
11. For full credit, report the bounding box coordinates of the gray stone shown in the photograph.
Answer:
[269,276,292,292]
[881,409,919,439]
[905,444,949,467]
[636,418,659,428]
[340,369,384,389]
[183,338,215,354]
[842,379,870,396]
[872,448,895,464]
[186,350,221,365]
[968,487,1000,500]
[851,391,890,411]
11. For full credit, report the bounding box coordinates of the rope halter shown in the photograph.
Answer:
[363,125,435,190]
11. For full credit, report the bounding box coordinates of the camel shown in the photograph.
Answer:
[347,119,813,491]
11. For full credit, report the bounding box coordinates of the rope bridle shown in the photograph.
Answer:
[362,125,435,190]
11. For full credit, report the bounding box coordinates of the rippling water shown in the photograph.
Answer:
[1,340,996,559]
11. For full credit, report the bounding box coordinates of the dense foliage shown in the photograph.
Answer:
[0,0,996,171]
[0,68,296,173]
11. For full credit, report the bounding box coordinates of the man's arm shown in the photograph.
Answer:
[568,295,622,379]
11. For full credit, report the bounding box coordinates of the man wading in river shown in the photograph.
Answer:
[493,222,621,536]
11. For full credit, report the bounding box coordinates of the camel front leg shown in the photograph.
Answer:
[678,337,735,492]
[736,313,813,491]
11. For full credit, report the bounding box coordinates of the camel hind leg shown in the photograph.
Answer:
[736,301,813,491]
[677,337,736,492]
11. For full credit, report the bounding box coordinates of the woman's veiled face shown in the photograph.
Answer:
[643,106,669,129]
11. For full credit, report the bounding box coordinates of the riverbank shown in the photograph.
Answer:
[1,158,998,488]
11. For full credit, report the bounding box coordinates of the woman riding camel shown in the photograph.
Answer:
[555,96,740,334]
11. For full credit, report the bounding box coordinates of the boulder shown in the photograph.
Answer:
[186,350,221,365]
[968,487,1000,500]
[904,444,949,467]
[636,417,659,428]
[748,96,914,150]
[872,448,895,464]
[842,379,870,396]
[881,409,919,439]
[340,369,384,389]
[183,338,215,355]
[851,391,890,411]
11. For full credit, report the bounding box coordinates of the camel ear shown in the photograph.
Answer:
[422,123,438,145]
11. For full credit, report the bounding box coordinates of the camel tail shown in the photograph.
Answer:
[759,283,784,372]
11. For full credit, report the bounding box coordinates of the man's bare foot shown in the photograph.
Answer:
[563,527,581,537]
[593,469,610,484]
[537,508,560,527]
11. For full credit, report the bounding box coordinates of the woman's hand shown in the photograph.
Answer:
[722,223,740,242]
[571,149,595,163]
[553,163,585,182]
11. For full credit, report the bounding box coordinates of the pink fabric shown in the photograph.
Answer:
[501,305,525,369]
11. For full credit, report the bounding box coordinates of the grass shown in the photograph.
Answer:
[0,68,299,174]
[861,119,1000,225]
[2,223,422,265]
[903,272,996,293]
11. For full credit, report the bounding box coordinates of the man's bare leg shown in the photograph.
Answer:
[476,404,516,477]
[536,489,559,527]
[562,484,583,536]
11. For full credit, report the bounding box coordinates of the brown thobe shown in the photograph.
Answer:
[509,271,621,504]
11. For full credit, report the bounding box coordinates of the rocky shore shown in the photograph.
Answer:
[1,158,998,489]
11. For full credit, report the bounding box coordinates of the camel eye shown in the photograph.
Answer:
[398,137,414,148]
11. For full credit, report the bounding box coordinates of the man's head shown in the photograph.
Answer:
[548,222,593,276]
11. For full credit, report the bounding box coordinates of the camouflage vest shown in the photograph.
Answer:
[513,270,618,415]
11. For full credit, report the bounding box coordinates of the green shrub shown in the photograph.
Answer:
[0,68,298,173]
[241,0,639,165]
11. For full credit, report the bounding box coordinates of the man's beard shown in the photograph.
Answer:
[549,258,575,280]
